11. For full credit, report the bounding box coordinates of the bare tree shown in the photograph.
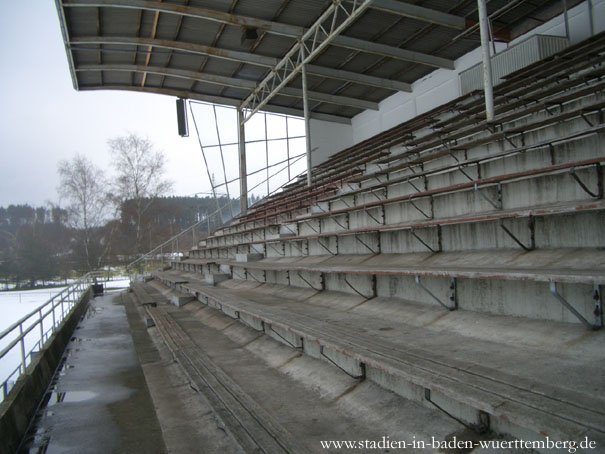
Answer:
[108,133,172,253]
[57,154,110,271]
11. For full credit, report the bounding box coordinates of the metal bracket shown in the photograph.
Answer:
[363,206,384,225]
[281,223,298,236]
[503,134,517,149]
[367,187,386,202]
[296,271,323,291]
[475,183,502,209]
[458,165,475,182]
[415,276,457,310]
[266,324,302,350]
[292,240,308,257]
[410,228,440,253]
[304,219,320,233]
[550,282,602,330]
[409,198,432,219]
[570,164,603,198]
[407,178,425,193]
[344,275,374,299]
[354,233,378,254]
[317,237,336,255]
[499,216,535,251]
[267,242,285,257]
[320,346,365,380]
[580,112,594,127]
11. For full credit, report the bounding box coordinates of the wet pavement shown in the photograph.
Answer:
[19,292,166,453]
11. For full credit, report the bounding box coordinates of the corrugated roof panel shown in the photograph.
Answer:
[276,0,331,27]
[188,0,236,14]
[310,45,361,68]
[177,16,224,45]
[102,47,137,66]
[160,74,198,91]
[190,83,228,97]
[147,50,171,68]
[66,7,98,37]
[339,52,387,74]
[154,11,183,41]
[252,35,297,59]
[234,0,289,21]
[103,70,136,85]
[137,8,165,38]
[168,52,207,72]
[339,83,390,103]
[72,47,103,65]
[100,7,147,37]
[344,9,426,43]
[221,87,253,99]
[77,71,102,87]
[203,57,244,77]
[236,64,268,82]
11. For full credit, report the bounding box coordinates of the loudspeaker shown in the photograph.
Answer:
[176,98,188,137]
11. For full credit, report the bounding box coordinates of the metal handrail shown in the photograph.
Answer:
[0,271,109,400]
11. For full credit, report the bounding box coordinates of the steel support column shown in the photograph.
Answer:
[477,0,495,122]
[238,108,248,215]
[301,45,312,188]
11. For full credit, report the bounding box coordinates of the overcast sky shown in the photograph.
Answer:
[0,2,304,208]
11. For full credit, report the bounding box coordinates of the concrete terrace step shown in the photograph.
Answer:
[146,304,309,454]
[223,248,605,285]
[199,199,605,257]
[130,282,166,305]
[150,272,605,446]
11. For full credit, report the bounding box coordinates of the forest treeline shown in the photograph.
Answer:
[0,194,260,288]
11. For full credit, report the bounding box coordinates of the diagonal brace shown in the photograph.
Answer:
[550,282,602,330]
[570,164,603,198]
[415,276,456,310]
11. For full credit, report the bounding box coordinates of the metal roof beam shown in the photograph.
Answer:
[63,0,455,69]
[78,84,353,124]
[76,63,379,110]
[70,36,411,92]
[240,0,376,120]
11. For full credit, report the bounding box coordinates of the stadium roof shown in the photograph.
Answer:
[55,0,576,124]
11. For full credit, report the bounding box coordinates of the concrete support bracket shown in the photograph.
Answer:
[474,183,502,209]
[569,163,603,198]
[354,233,379,254]
[343,275,375,299]
[499,216,535,251]
[415,276,457,310]
[410,227,441,253]
[296,271,323,291]
[409,198,432,219]
[317,237,337,256]
[549,282,603,330]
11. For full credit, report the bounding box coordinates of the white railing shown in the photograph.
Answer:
[0,272,105,401]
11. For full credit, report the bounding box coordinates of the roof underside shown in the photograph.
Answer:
[56,0,577,124]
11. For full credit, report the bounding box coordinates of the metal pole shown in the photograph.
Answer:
[238,108,248,215]
[587,0,594,36]
[477,0,495,122]
[563,0,570,39]
[301,44,312,187]
[265,113,270,197]
[285,117,291,182]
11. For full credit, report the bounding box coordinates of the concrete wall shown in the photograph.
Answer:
[309,118,354,166]
[0,289,92,454]
[349,0,605,145]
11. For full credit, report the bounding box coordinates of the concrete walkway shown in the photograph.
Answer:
[19,292,166,454]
